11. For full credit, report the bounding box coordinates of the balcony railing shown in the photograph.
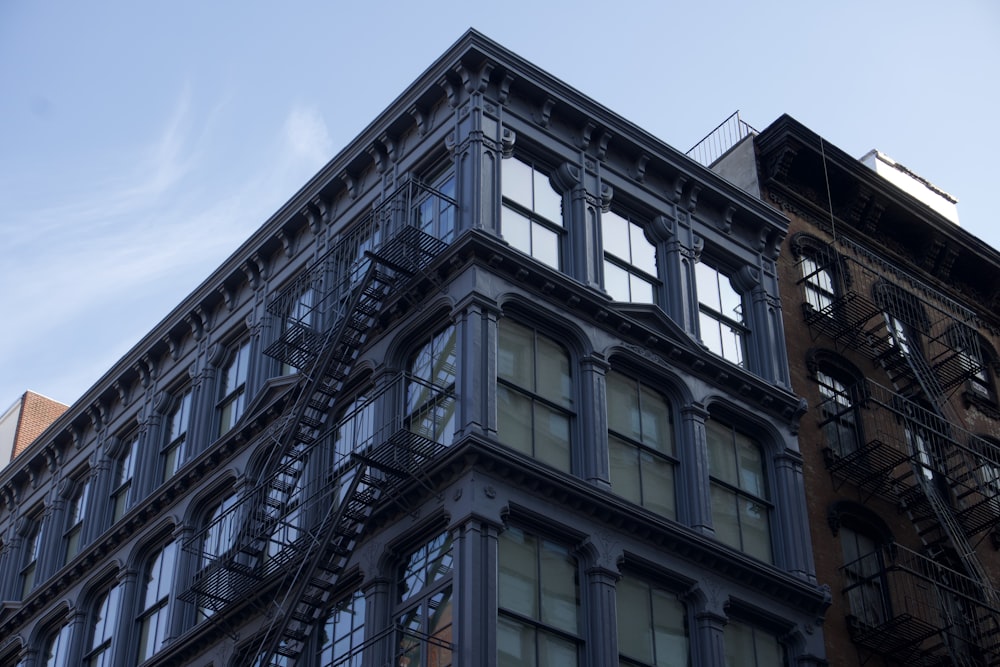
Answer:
[685,111,758,167]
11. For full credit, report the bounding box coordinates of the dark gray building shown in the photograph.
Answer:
[0,31,829,667]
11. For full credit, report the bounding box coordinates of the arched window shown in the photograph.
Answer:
[829,502,894,634]
[395,531,454,667]
[41,623,72,667]
[413,167,457,244]
[407,324,457,445]
[606,370,676,519]
[497,318,574,472]
[319,589,366,667]
[162,386,193,481]
[63,471,91,563]
[218,338,252,436]
[809,353,866,459]
[136,540,178,661]
[616,574,688,667]
[111,430,140,523]
[196,492,238,621]
[85,583,122,667]
[706,417,772,562]
[790,234,842,318]
[501,155,563,270]
[19,508,45,598]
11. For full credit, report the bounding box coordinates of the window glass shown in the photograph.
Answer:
[498,527,579,666]
[396,531,454,667]
[498,320,573,472]
[20,515,43,597]
[800,255,836,313]
[218,339,251,436]
[707,419,771,562]
[197,492,238,621]
[408,325,457,444]
[112,433,140,522]
[616,576,688,667]
[414,171,457,244]
[696,262,746,366]
[137,541,177,662]
[85,584,121,667]
[816,369,861,457]
[502,156,563,270]
[163,388,193,480]
[43,624,72,667]
[319,590,366,667]
[724,620,784,667]
[64,475,91,562]
[607,372,675,519]
[840,527,888,629]
[602,210,656,304]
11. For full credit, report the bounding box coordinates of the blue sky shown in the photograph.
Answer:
[2,0,998,408]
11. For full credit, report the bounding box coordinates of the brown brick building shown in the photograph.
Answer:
[0,391,67,465]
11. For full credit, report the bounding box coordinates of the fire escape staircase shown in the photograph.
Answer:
[182,185,452,666]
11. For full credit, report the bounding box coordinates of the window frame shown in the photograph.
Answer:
[217,337,252,437]
[63,472,92,563]
[19,509,45,598]
[412,165,458,245]
[501,154,565,271]
[85,583,122,667]
[136,540,178,662]
[696,260,749,367]
[601,207,658,304]
[161,386,194,481]
[394,530,455,667]
[41,622,73,667]
[319,588,367,667]
[406,323,458,446]
[111,431,141,524]
[615,573,689,667]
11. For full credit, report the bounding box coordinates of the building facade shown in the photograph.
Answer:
[0,32,830,667]
[711,115,1000,665]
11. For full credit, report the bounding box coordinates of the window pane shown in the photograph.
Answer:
[498,616,536,667]
[641,451,676,518]
[640,385,671,453]
[604,261,631,302]
[718,274,743,323]
[706,421,738,486]
[497,386,533,457]
[538,631,578,666]
[603,211,631,260]
[651,588,688,664]
[739,498,772,562]
[535,404,571,471]
[607,373,640,440]
[629,273,655,304]
[700,311,724,358]
[498,321,533,387]
[736,435,765,496]
[609,437,641,505]
[631,232,656,276]
[710,485,741,550]
[502,207,532,256]
[533,224,560,269]
[536,335,571,406]
[499,529,539,619]
[534,172,562,224]
[617,578,654,663]
[539,540,577,633]
[502,157,534,208]
[696,262,721,311]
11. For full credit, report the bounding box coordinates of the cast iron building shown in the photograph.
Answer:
[703,114,1000,665]
[0,32,830,667]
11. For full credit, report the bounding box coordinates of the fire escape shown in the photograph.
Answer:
[800,236,1000,665]
[182,180,456,667]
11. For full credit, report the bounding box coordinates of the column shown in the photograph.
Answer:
[579,353,611,489]
[773,449,818,584]
[453,517,500,667]
[686,580,728,667]
[452,294,501,441]
[579,534,623,667]
[647,211,700,335]
[679,402,714,536]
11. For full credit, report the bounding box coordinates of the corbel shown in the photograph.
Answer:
[682,183,700,213]
[366,142,387,174]
[277,228,295,258]
[250,252,269,283]
[185,307,208,342]
[438,75,458,108]
[500,127,515,158]
[457,60,494,94]
[141,353,158,384]
[720,205,736,235]
[134,360,151,389]
[578,121,597,151]
[71,423,86,451]
[535,97,555,128]
[631,153,649,182]
[494,72,514,106]
[666,173,687,204]
[43,444,60,474]
[408,104,427,136]
[1,484,17,513]
[341,171,358,200]
[217,284,234,312]
[550,162,582,194]
[599,183,613,213]
[597,131,612,162]
[114,379,131,407]
[241,260,261,291]
[378,132,397,166]
[163,333,180,361]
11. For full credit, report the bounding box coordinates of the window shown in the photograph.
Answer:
[20,512,43,598]
[333,392,375,473]
[723,620,785,667]
[64,474,91,562]
[218,339,251,436]
[616,576,688,667]
[706,419,771,562]
[414,171,457,244]
[497,319,573,472]
[279,281,318,375]
[502,156,563,270]
[696,262,747,367]
[602,210,656,304]
[42,624,72,667]
[799,254,836,314]
[396,531,454,667]
[112,432,140,523]
[162,388,193,481]
[840,527,889,630]
[606,371,676,519]
[407,324,457,445]
[319,590,366,667]
[137,541,178,662]
[266,442,310,560]
[498,527,580,666]
[85,584,122,667]
[197,492,238,621]
[815,366,863,458]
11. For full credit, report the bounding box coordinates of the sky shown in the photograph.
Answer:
[1,0,998,409]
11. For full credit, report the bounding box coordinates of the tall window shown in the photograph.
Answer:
[266,442,310,560]
[112,432,140,522]
[706,419,772,562]
[502,156,563,270]
[414,171,457,244]
[20,513,43,598]
[498,527,580,666]
[606,371,676,519]
[815,367,862,458]
[497,319,573,472]
[333,393,375,472]
[42,624,72,667]
[840,527,889,630]
[197,492,238,621]
[280,283,317,375]
[137,541,178,662]
[64,475,91,562]
[319,590,366,667]
[162,388,193,481]
[85,584,121,667]
[407,325,458,445]
[724,620,785,667]
[602,210,656,304]
[799,254,836,314]
[396,531,454,667]
[616,576,688,667]
[696,262,747,367]
[218,339,251,436]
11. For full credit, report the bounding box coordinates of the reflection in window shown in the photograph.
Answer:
[816,369,862,458]
[724,620,785,667]
[799,255,836,314]
[218,339,251,436]
[198,493,238,621]
[42,624,72,667]
[502,156,563,270]
[498,527,579,666]
[137,541,178,662]
[281,284,317,375]
[408,325,457,445]
[602,210,656,304]
[616,576,688,667]
[85,584,121,667]
[320,590,366,667]
[696,262,747,367]
[163,388,193,481]
[707,419,771,562]
[414,172,457,244]
[498,319,573,472]
[607,371,676,519]
[396,531,454,667]
[20,513,43,598]
[64,475,91,562]
[112,432,140,523]
[840,528,889,630]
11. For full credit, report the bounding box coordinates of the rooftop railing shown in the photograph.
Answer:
[685,110,757,167]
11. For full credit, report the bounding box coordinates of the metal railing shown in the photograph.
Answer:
[686,110,758,167]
